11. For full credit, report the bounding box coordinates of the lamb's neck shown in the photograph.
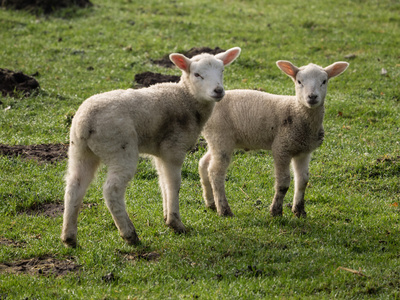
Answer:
[196,100,216,126]
[179,79,216,126]
[298,102,325,129]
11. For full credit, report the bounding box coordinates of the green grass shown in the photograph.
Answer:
[1,0,400,298]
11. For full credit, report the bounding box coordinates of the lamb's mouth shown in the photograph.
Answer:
[212,93,225,101]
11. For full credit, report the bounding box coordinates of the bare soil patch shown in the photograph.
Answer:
[19,202,98,217]
[376,155,400,164]
[0,237,26,247]
[116,249,160,262]
[0,144,68,163]
[151,46,225,68]
[0,256,80,276]
[0,68,40,97]
[134,72,180,88]
[1,0,92,14]
[22,202,65,217]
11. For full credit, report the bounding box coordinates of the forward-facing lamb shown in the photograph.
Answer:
[61,47,241,247]
[199,60,348,218]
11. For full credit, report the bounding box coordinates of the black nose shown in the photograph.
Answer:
[214,87,224,95]
[308,94,318,104]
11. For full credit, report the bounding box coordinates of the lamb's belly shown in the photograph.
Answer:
[138,144,157,156]
[138,133,196,156]
[236,140,273,151]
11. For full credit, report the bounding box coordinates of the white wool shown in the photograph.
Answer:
[199,60,348,217]
[61,47,241,247]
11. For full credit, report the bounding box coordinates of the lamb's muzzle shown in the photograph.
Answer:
[307,94,318,105]
[213,86,225,100]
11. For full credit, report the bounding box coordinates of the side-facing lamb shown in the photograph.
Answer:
[199,60,348,218]
[61,47,241,247]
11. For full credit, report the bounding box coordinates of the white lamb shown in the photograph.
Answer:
[61,47,241,247]
[199,60,348,218]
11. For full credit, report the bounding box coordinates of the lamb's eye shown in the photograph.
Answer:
[194,73,202,79]
[322,80,327,84]
[297,80,302,85]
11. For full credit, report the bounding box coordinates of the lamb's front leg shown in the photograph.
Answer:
[292,153,311,218]
[157,157,186,233]
[270,156,291,217]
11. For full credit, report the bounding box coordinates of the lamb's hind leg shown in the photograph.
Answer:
[270,155,291,217]
[103,153,140,245]
[62,149,100,248]
[199,151,216,210]
[292,153,310,218]
[208,150,234,217]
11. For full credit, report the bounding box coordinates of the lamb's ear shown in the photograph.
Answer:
[276,60,299,80]
[215,47,241,66]
[169,53,191,73]
[324,62,349,79]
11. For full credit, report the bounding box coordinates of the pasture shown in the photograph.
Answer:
[0,0,399,298]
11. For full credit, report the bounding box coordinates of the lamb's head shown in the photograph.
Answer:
[276,60,349,109]
[169,47,241,102]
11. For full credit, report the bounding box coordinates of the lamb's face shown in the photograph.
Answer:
[189,57,226,102]
[170,48,240,103]
[295,64,329,109]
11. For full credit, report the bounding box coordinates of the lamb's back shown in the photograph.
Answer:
[204,89,296,150]
[72,84,186,136]
[71,83,207,155]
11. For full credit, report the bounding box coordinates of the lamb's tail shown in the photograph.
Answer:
[66,122,100,185]
[68,110,97,162]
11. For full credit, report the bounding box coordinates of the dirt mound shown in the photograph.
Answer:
[0,256,80,276]
[22,203,65,217]
[183,46,225,58]
[0,69,40,97]
[134,71,180,88]
[19,202,98,217]
[0,237,26,247]
[152,47,225,68]
[116,249,160,262]
[0,144,68,163]
[1,0,92,14]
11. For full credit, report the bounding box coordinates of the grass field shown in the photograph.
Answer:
[1,0,400,299]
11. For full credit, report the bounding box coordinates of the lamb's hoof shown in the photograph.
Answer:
[166,219,186,234]
[123,232,141,246]
[270,206,283,217]
[218,207,234,217]
[293,209,307,218]
[62,236,77,248]
[206,202,217,211]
